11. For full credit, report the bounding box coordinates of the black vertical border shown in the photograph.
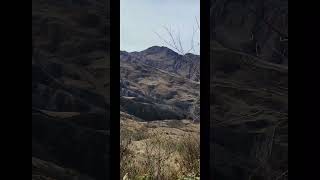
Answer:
[200,0,211,179]
[200,0,210,179]
[110,0,120,179]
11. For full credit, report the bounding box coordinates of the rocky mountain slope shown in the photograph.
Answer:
[210,0,288,179]
[121,46,200,81]
[120,47,200,179]
[120,47,200,122]
[32,0,110,179]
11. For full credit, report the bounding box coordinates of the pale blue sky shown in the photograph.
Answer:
[120,0,200,55]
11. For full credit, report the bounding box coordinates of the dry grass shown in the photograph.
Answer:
[120,118,200,180]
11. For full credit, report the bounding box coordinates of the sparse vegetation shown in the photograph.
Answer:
[176,135,200,178]
[120,118,200,180]
[120,18,200,179]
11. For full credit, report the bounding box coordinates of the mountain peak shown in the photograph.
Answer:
[143,46,178,55]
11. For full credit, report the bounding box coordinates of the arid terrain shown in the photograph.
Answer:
[120,47,200,179]
[32,0,287,180]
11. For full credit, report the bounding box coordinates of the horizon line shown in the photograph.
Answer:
[120,45,200,56]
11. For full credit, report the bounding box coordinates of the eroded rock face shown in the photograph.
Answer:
[120,47,200,121]
[32,0,110,179]
[121,46,200,81]
[210,0,288,177]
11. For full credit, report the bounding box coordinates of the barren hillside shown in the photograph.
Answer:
[32,0,110,179]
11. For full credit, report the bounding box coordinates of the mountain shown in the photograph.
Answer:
[32,0,110,179]
[32,0,287,179]
[121,46,200,81]
[210,0,288,179]
[120,47,201,179]
[120,46,200,121]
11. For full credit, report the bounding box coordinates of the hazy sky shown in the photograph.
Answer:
[120,0,200,55]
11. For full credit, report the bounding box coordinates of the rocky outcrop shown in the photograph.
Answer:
[120,48,200,121]
[121,46,200,81]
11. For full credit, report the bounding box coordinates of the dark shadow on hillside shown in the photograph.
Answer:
[210,0,288,179]
[32,0,110,179]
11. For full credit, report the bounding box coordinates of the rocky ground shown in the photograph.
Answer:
[120,47,200,122]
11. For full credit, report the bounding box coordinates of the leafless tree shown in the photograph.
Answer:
[154,19,201,122]
[154,18,200,81]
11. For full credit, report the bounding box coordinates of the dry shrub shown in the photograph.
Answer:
[120,125,200,180]
[140,132,178,180]
[120,127,138,179]
[176,134,200,178]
